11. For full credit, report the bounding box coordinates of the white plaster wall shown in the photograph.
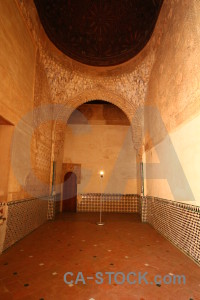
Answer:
[63,124,137,194]
[145,113,200,205]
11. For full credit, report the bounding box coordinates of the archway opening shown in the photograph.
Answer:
[58,100,138,214]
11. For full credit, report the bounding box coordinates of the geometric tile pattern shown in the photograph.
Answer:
[144,196,200,265]
[2,193,200,267]
[47,197,55,221]
[47,193,61,220]
[140,196,148,222]
[77,194,139,213]
[3,197,49,251]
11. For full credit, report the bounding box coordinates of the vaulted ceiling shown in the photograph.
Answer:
[34,0,163,66]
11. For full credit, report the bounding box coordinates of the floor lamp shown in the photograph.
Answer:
[97,170,104,226]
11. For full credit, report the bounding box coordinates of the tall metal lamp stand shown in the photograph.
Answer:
[97,170,105,226]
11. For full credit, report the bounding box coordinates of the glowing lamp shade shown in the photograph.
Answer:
[100,170,104,178]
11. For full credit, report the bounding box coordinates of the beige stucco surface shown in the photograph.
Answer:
[0,0,37,201]
[144,113,200,205]
[63,125,137,194]
[0,0,35,123]
[0,126,13,201]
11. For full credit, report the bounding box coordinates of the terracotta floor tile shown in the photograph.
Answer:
[0,213,200,299]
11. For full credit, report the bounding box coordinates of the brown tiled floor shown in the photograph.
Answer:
[0,213,200,300]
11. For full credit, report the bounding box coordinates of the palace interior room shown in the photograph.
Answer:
[0,0,200,299]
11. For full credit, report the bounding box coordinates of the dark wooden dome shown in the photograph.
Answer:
[34,0,163,66]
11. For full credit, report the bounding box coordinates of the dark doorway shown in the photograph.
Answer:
[62,172,77,212]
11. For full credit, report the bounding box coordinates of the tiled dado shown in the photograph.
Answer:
[139,196,148,222]
[47,193,61,220]
[77,194,139,213]
[140,196,200,265]
[1,194,200,266]
[2,197,50,251]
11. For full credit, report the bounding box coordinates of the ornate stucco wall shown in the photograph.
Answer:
[7,0,200,204]
[15,0,160,196]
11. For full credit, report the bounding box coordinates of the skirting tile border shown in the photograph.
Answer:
[77,194,139,213]
[2,196,51,252]
[139,196,148,222]
[47,193,61,220]
[47,196,55,220]
[141,196,200,266]
[1,194,199,266]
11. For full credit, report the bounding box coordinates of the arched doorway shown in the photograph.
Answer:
[62,172,77,212]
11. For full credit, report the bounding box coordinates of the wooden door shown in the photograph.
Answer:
[62,172,77,212]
